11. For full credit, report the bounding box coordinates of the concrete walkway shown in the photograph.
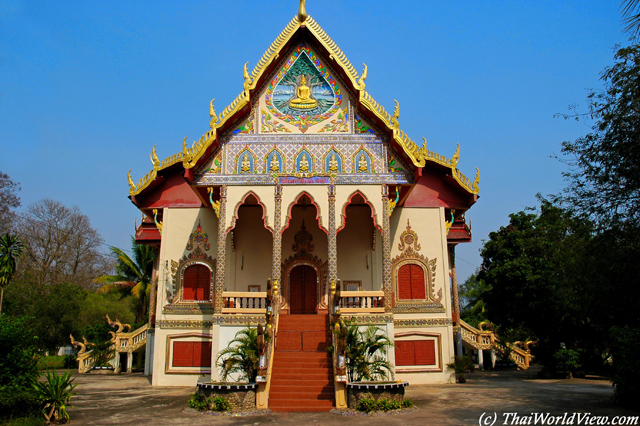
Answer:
[69,368,638,425]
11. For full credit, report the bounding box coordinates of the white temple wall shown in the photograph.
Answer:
[336,205,379,291]
[231,206,273,291]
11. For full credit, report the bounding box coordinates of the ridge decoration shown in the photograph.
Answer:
[128,14,479,197]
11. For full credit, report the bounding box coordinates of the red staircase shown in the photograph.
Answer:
[269,314,335,412]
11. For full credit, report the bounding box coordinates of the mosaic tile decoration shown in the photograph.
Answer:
[265,43,342,133]
[221,134,386,175]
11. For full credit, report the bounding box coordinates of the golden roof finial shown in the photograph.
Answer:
[150,145,160,169]
[357,63,368,90]
[472,167,480,192]
[127,170,135,191]
[391,100,400,129]
[209,99,218,129]
[450,143,460,168]
[298,0,307,23]
[243,62,252,90]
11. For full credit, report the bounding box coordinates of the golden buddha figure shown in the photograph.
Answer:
[358,154,368,172]
[289,75,317,109]
[299,154,310,172]
[241,154,251,173]
[328,154,339,172]
[270,155,280,173]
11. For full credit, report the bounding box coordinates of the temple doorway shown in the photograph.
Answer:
[289,264,317,314]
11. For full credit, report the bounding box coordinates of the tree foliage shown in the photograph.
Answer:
[96,237,154,323]
[0,315,41,419]
[0,233,24,314]
[16,199,110,289]
[478,200,597,368]
[557,44,640,229]
[621,0,640,37]
[0,172,21,234]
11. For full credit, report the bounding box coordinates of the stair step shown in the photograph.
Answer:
[269,399,335,407]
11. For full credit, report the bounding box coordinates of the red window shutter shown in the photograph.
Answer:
[415,340,436,365]
[191,341,212,367]
[183,265,211,301]
[197,266,210,301]
[183,267,197,300]
[397,265,412,300]
[172,342,193,367]
[410,265,426,300]
[395,341,416,366]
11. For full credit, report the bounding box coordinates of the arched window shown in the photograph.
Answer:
[182,264,211,301]
[397,263,426,300]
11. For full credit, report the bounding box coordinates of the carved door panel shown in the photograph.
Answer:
[289,265,317,314]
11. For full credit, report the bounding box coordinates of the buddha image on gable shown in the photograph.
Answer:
[272,51,335,116]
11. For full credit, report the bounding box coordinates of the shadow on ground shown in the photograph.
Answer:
[69,368,638,425]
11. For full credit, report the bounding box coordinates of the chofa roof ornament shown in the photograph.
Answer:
[298,0,307,23]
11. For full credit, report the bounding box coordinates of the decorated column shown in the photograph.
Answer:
[327,181,337,284]
[272,184,283,282]
[214,185,227,313]
[381,184,392,311]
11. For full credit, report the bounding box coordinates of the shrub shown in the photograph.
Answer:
[610,326,640,407]
[33,369,77,424]
[553,348,581,373]
[356,398,407,412]
[356,398,377,413]
[208,396,231,412]
[187,393,207,410]
[63,355,77,370]
[0,316,41,420]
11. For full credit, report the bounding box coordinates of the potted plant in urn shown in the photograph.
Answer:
[447,355,475,383]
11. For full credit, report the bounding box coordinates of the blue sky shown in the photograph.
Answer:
[0,1,627,281]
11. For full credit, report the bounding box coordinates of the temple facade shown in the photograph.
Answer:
[128,2,477,409]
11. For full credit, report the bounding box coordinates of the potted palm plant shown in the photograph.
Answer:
[446,355,475,383]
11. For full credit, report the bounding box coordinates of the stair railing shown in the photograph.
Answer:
[256,278,281,409]
[458,319,534,370]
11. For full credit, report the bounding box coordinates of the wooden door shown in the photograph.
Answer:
[289,265,318,314]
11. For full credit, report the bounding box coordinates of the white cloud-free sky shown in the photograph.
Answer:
[0,1,627,281]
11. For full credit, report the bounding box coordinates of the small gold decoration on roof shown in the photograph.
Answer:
[209,99,218,129]
[243,62,252,91]
[298,0,307,23]
[151,145,160,169]
[391,100,400,129]
[357,63,367,90]
[450,143,460,169]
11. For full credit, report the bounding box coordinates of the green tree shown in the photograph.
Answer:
[216,327,259,383]
[0,233,24,315]
[557,44,640,229]
[96,238,154,323]
[459,271,492,327]
[0,172,21,234]
[479,201,593,368]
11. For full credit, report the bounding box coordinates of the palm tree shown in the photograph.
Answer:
[0,233,24,315]
[340,320,394,383]
[96,237,154,323]
[216,327,259,383]
[621,0,640,37]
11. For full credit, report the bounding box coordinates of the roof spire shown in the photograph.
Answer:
[298,0,307,23]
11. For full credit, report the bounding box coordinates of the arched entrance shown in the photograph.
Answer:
[289,264,318,314]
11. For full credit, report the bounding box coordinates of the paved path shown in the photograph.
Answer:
[69,369,638,425]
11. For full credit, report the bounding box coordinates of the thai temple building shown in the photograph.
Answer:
[126,1,483,411]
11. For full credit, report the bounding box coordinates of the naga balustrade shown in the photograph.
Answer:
[115,324,149,352]
[457,319,534,370]
[256,280,280,409]
[221,291,268,314]
[338,290,385,313]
